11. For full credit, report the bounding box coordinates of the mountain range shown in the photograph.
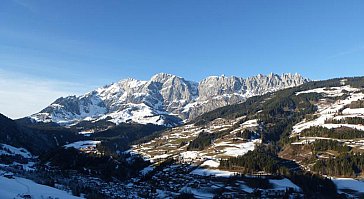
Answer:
[30,73,308,127]
[2,75,364,198]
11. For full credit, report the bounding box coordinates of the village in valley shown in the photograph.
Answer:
[0,114,305,199]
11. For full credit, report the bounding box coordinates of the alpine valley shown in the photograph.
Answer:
[2,73,364,199]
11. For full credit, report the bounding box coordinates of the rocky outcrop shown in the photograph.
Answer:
[30,73,309,126]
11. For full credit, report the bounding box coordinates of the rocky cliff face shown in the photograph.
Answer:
[30,73,309,126]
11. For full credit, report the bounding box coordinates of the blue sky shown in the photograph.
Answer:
[1,0,364,118]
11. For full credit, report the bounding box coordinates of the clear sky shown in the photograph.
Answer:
[1,0,364,118]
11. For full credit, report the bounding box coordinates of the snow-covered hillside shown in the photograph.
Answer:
[292,85,364,135]
[0,144,32,158]
[0,175,82,199]
[131,116,261,174]
[64,140,101,154]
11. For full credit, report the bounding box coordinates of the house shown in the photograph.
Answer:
[262,189,286,197]
[179,151,199,163]
[3,172,14,179]
[21,194,32,199]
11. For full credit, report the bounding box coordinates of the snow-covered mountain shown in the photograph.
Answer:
[30,73,308,126]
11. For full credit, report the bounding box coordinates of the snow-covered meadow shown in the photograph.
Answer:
[292,85,364,135]
[0,175,82,199]
[0,144,32,158]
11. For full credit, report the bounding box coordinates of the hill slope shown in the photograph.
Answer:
[129,76,364,197]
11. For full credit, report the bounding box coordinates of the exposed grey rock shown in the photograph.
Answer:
[30,73,309,126]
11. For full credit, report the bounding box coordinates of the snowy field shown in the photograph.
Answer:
[295,86,359,97]
[292,86,364,135]
[332,178,364,194]
[0,176,82,199]
[0,144,32,158]
[241,119,259,128]
[190,168,237,177]
[180,187,214,199]
[78,130,94,136]
[269,178,301,191]
[98,103,172,126]
[214,139,261,157]
[131,116,262,179]
[64,140,101,150]
[201,160,220,168]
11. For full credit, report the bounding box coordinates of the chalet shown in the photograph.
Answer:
[262,189,286,197]
[3,172,14,179]
[21,194,32,199]
[179,151,201,163]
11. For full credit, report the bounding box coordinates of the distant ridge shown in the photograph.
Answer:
[30,73,309,126]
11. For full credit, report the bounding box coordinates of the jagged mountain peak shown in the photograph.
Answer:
[151,73,178,81]
[30,72,309,127]
[149,73,196,89]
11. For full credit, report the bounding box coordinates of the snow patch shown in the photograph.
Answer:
[296,86,359,97]
[241,119,259,128]
[342,108,364,115]
[269,178,301,191]
[333,178,364,193]
[216,139,261,157]
[190,168,237,177]
[0,176,82,199]
[292,86,364,135]
[201,160,220,168]
[0,144,32,158]
[64,140,101,150]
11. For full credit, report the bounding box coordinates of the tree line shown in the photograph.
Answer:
[313,153,364,177]
[301,126,364,139]
[326,117,364,125]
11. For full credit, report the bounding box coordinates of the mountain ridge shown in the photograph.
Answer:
[30,73,309,126]
[3,76,364,198]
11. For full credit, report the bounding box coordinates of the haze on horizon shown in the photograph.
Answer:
[0,0,363,118]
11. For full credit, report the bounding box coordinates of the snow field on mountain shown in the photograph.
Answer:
[292,86,364,135]
[241,119,259,128]
[332,178,364,193]
[31,73,307,127]
[180,151,199,160]
[295,86,359,97]
[96,103,168,125]
[269,178,301,191]
[201,160,220,168]
[78,130,94,136]
[132,117,261,163]
[64,140,101,150]
[0,144,32,158]
[213,139,261,157]
[190,168,237,177]
[179,187,215,199]
[342,108,364,115]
